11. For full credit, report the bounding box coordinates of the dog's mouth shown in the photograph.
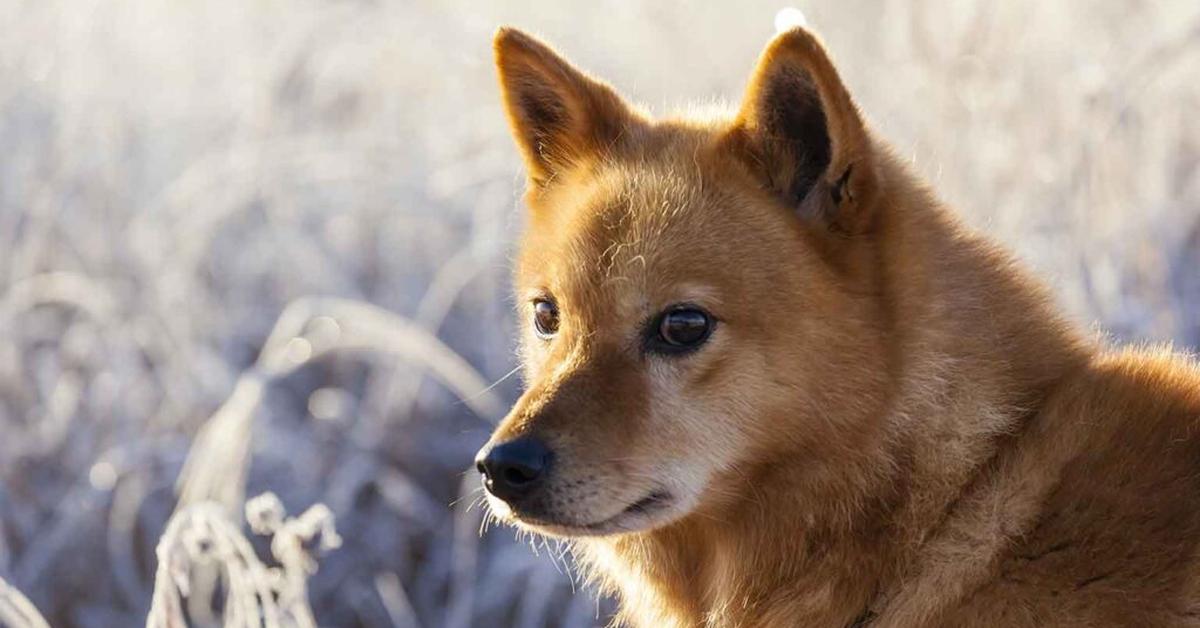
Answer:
[511,490,676,537]
[620,491,673,517]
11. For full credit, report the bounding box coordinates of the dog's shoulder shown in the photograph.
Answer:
[946,347,1200,625]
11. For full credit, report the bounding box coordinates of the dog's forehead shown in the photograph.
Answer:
[516,127,790,326]
[548,164,721,302]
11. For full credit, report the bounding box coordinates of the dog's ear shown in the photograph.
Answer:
[727,27,878,234]
[494,27,637,189]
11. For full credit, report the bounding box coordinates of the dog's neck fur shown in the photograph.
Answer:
[573,150,1094,627]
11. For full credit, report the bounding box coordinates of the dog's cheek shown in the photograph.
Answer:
[646,372,752,473]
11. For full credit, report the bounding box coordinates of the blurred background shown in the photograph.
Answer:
[0,1,1198,626]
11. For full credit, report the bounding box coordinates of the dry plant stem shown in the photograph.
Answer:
[146,504,281,628]
[146,496,338,628]
[0,577,52,628]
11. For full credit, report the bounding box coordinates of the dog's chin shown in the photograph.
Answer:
[493,491,688,538]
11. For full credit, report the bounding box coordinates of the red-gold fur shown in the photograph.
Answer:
[479,25,1200,627]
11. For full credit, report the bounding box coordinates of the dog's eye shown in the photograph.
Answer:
[650,307,713,353]
[533,299,559,338]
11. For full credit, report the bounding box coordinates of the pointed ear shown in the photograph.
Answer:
[728,27,879,234]
[494,27,637,188]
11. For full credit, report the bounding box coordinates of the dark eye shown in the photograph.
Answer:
[533,299,559,338]
[650,307,714,354]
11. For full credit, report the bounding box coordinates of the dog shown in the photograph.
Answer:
[473,23,1200,627]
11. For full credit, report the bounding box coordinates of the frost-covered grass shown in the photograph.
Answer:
[0,1,1197,626]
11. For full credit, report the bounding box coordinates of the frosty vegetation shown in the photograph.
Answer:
[145,494,341,628]
[0,1,1197,626]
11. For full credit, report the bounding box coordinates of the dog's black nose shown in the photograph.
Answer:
[475,437,552,502]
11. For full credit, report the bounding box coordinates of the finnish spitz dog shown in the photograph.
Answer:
[475,24,1200,627]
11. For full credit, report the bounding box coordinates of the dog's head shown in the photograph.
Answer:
[476,26,889,537]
